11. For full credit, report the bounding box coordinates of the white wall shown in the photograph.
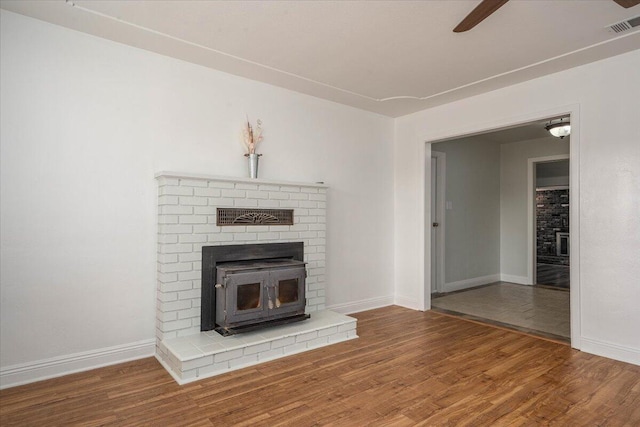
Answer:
[395,48,640,365]
[500,137,570,282]
[432,138,501,286]
[0,10,394,383]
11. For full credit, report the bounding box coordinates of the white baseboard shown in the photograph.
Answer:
[443,274,500,293]
[500,274,531,285]
[0,339,156,390]
[580,337,640,366]
[394,294,422,311]
[327,295,394,314]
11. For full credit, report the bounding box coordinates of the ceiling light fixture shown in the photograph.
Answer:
[545,119,571,139]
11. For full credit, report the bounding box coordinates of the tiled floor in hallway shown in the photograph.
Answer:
[431,282,570,342]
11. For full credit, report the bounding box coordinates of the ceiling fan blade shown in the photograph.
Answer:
[454,0,510,33]
[612,0,640,7]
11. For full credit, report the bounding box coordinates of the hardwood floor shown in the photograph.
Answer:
[2,306,639,426]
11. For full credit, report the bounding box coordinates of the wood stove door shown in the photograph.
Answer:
[223,271,268,325]
[267,267,306,318]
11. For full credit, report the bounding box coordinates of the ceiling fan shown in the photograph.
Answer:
[454,0,640,32]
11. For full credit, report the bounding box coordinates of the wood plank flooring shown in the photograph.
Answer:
[2,306,639,426]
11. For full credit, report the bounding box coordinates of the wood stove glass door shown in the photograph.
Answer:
[225,271,268,325]
[268,267,306,318]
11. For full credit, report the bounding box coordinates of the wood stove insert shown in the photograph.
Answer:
[201,242,309,336]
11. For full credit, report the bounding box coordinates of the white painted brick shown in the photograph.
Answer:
[308,224,326,231]
[317,201,326,209]
[306,291,317,299]
[160,186,193,196]
[179,235,207,243]
[221,189,246,198]
[318,189,327,194]
[179,252,201,262]
[234,199,258,207]
[194,188,222,197]
[246,191,268,199]
[259,184,280,191]
[160,205,193,215]
[338,323,356,333]
[209,181,235,189]
[198,361,229,377]
[249,226,270,232]
[161,281,193,293]
[308,297,325,306]
[307,336,329,348]
[317,290,325,297]
[309,194,326,201]
[299,231,318,239]
[157,309,178,322]
[159,224,193,234]
[328,331,349,343]
[182,355,214,371]
[194,206,217,215]
[179,179,209,187]
[157,330,177,340]
[178,289,200,300]
[157,177,180,186]
[209,197,234,206]
[192,261,201,271]
[236,183,258,190]
[160,300,192,312]
[280,186,300,193]
[179,368,198,381]
[299,216,317,224]
[192,279,201,289]
[193,224,221,234]
[308,244,326,253]
[179,196,208,206]
[178,271,200,281]
[317,326,338,337]
[209,233,235,242]
[258,232,280,240]
[229,354,258,368]
[305,246,317,254]
[299,201,317,208]
[158,272,178,283]
[158,253,179,263]
[258,199,280,208]
[301,187,319,194]
[269,225,289,232]
[290,193,309,200]
[179,215,207,224]
[279,200,299,208]
[295,330,318,342]
[214,348,244,362]
[280,232,299,239]
[158,195,178,205]
[309,209,325,216]
[258,347,285,361]
[283,342,308,353]
[234,233,258,241]
[163,318,193,332]
[159,262,192,274]
[243,342,271,355]
[290,224,309,231]
[177,326,201,337]
[269,192,289,200]
[160,243,193,253]
[158,234,179,244]
[270,336,296,348]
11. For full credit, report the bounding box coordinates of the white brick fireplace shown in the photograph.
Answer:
[154,172,357,384]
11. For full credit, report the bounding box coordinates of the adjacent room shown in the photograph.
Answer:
[1,1,639,425]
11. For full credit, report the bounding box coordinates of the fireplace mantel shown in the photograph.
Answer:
[155,171,329,189]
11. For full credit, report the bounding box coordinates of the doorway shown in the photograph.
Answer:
[428,114,576,344]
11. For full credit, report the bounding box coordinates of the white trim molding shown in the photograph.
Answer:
[394,294,423,311]
[443,274,500,293]
[327,296,394,315]
[581,337,640,366]
[500,274,531,285]
[0,339,155,390]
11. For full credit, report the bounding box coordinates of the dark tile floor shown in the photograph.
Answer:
[536,263,570,289]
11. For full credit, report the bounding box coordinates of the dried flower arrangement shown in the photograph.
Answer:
[243,117,263,155]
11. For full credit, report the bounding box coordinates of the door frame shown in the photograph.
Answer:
[424,105,581,349]
[527,154,570,286]
[431,151,446,293]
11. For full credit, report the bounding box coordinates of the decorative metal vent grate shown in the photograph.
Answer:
[217,208,294,226]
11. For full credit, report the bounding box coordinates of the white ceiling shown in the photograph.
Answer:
[2,0,639,117]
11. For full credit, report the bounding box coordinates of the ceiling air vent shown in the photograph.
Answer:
[607,16,640,33]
